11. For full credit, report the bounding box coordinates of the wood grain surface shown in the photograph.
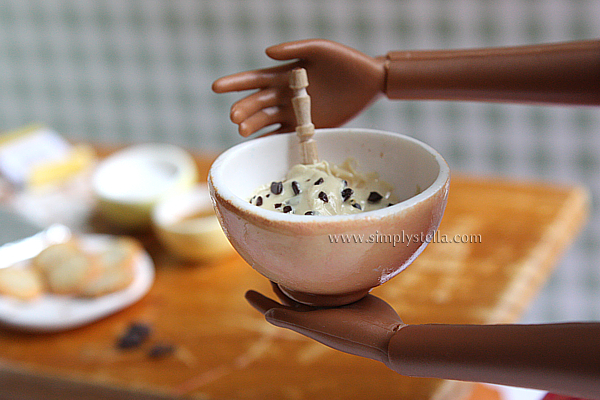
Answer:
[0,153,589,400]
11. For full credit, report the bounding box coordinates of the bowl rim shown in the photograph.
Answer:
[152,184,220,233]
[209,128,450,227]
[92,143,198,205]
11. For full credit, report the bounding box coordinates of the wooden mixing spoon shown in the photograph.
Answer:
[289,68,319,165]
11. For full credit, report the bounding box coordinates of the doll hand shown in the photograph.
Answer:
[212,39,386,137]
[245,285,404,365]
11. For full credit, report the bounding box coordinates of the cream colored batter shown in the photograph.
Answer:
[249,159,397,216]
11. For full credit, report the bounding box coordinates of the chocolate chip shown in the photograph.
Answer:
[256,196,263,206]
[249,195,256,204]
[274,203,282,208]
[266,193,270,198]
[318,191,328,203]
[388,203,394,207]
[117,322,151,349]
[352,203,362,210]
[314,177,324,185]
[291,181,301,195]
[283,205,293,213]
[271,181,283,195]
[148,343,175,359]
[342,179,348,187]
[305,211,315,215]
[367,191,383,203]
[341,188,353,202]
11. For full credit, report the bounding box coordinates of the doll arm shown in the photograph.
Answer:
[388,323,600,399]
[247,289,600,399]
[213,39,600,137]
[384,40,600,105]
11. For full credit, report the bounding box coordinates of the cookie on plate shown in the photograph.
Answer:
[43,248,100,295]
[33,241,80,274]
[0,267,44,300]
[79,237,140,297]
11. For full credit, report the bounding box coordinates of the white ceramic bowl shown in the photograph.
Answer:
[92,144,198,230]
[209,128,450,306]
[152,184,234,262]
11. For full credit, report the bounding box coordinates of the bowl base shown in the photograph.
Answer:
[277,284,370,307]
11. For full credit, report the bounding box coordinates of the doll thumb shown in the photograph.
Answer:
[266,39,335,61]
[245,290,283,315]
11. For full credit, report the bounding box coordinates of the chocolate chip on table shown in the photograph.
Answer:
[341,188,353,202]
[271,181,283,195]
[305,211,315,215]
[352,202,362,210]
[314,177,324,185]
[117,322,151,349]
[367,191,383,203]
[283,205,293,213]
[318,191,329,203]
[291,180,301,195]
[148,343,175,359]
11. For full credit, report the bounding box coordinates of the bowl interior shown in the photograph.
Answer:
[214,128,445,215]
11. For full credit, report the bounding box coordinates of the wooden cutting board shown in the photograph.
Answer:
[0,153,589,400]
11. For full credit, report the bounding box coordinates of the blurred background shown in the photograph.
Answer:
[0,0,598,323]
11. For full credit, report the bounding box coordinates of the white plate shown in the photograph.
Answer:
[0,234,154,332]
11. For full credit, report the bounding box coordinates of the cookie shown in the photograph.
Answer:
[44,249,100,295]
[78,237,140,297]
[0,267,44,300]
[33,241,79,274]
[29,236,142,298]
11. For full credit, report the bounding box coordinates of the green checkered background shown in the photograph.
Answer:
[0,0,598,323]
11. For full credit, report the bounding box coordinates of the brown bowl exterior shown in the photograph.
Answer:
[210,180,448,295]
[209,128,450,303]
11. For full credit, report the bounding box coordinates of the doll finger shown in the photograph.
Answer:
[264,307,388,362]
[265,306,395,363]
[212,71,265,93]
[212,63,298,93]
[265,41,304,61]
[230,87,290,124]
[264,307,316,333]
[238,106,284,137]
[240,105,297,137]
[266,39,332,61]
[212,73,254,93]
[244,290,283,315]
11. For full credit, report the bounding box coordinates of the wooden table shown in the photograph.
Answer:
[0,154,589,400]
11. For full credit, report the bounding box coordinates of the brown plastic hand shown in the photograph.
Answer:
[245,284,403,365]
[214,40,600,137]
[246,286,600,398]
[212,39,385,137]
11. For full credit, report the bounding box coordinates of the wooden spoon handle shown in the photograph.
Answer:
[290,68,319,165]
